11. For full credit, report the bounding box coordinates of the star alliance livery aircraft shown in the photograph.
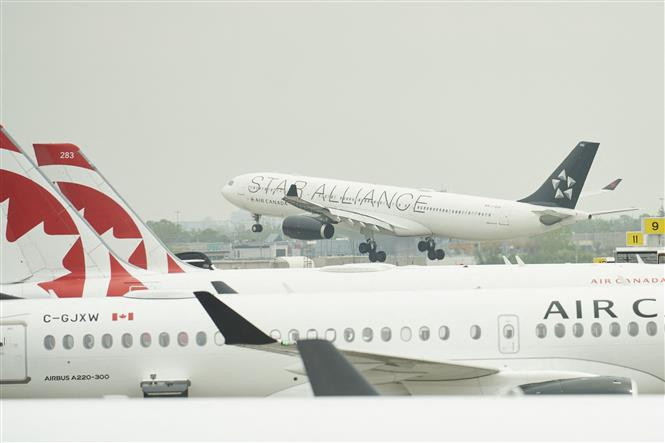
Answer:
[0,126,658,300]
[222,142,632,262]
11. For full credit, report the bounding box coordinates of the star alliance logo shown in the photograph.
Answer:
[552,169,576,200]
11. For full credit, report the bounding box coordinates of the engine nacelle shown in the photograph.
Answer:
[282,216,334,240]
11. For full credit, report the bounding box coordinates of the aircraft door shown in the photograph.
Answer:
[0,323,28,383]
[498,315,519,354]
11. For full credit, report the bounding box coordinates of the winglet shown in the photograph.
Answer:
[502,256,512,265]
[194,291,276,345]
[286,184,298,197]
[297,339,378,396]
[602,178,622,191]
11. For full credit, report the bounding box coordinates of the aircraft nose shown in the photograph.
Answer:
[221,179,237,201]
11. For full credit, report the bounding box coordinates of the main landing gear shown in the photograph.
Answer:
[359,239,387,263]
[251,214,263,233]
[418,238,445,261]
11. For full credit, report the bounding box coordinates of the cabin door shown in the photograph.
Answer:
[0,323,28,383]
[498,315,519,354]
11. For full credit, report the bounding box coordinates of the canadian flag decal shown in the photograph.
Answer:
[112,312,134,321]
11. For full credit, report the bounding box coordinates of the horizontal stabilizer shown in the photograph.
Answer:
[589,208,639,217]
[297,339,378,396]
[194,291,276,345]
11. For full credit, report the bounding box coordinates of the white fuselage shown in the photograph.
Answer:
[2,262,664,299]
[222,173,589,239]
[1,286,662,398]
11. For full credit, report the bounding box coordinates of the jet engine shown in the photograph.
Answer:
[282,216,334,240]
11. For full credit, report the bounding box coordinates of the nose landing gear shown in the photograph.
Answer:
[359,239,387,263]
[251,214,263,233]
[418,238,445,261]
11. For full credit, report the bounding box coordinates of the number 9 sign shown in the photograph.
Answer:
[643,217,665,234]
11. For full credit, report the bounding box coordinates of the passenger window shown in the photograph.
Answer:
[141,332,152,348]
[362,327,373,342]
[400,326,412,341]
[554,323,566,338]
[196,331,208,346]
[63,334,74,350]
[502,325,514,339]
[102,333,113,349]
[306,329,318,339]
[270,330,281,341]
[609,322,621,337]
[572,323,584,338]
[381,327,391,342]
[438,325,450,340]
[419,326,430,341]
[470,325,481,340]
[325,328,336,342]
[288,329,300,343]
[44,335,55,350]
[158,332,170,347]
[646,321,658,336]
[177,332,189,347]
[214,331,225,346]
[628,322,639,337]
[122,333,133,348]
[344,328,355,342]
[591,322,602,338]
[83,334,95,349]
[535,323,547,338]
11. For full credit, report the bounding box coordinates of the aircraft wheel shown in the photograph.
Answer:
[251,223,263,233]
[376,251,387,262]
[417,240,428,252]
[435,249,445,260]
[359,242,369,254]
[368,251,378,262]
[427,249,436,261]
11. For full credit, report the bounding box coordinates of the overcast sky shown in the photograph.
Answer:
[2,1,663,222]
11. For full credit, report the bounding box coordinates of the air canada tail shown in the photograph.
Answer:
[32,143,194,274]
[0,126,150,297]
[519,141,599,209]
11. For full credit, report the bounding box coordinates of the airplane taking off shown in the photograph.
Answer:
[1,285,662,398]
[222,142,634,262]
[2,125,656,301]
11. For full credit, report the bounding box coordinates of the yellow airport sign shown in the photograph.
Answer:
[626,231,644,246]
[643,217,665,235]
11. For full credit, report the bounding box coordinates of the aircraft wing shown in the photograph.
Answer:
[195,291,497,383]
[282,184,430,236]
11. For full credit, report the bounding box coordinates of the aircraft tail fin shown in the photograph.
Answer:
[1,126,149,297]
[519,141,599,209]
[33,143,196,274]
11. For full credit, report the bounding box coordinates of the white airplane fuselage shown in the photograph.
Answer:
[3,262,664,299]
[1,286,662,398]
[222,173,589,240]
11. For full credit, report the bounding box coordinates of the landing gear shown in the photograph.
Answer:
[251,214,263,233]
[359,239,386,262]
[420,237,445,261]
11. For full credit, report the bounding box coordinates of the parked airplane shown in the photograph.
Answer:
[1,285,662,398]
[2,127,657,301]
[222,142,633,262]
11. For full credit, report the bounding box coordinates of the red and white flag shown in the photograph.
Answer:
[112,312,134,321]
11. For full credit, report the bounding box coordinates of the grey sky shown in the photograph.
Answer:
[2,2,663,222]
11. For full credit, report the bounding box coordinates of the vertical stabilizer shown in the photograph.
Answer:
[1,126,150,297]
[33,143,195,274]
[519,141,599,209]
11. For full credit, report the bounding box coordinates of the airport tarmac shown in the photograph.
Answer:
[2,396,663,441]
